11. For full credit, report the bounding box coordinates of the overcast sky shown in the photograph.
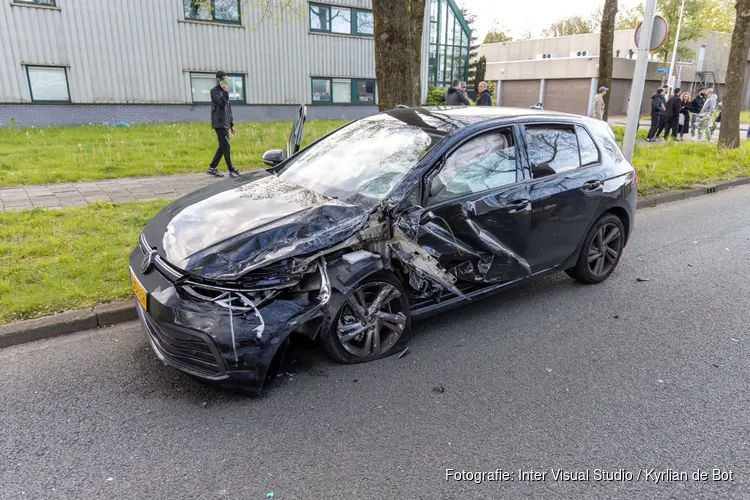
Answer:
[458,0,642,42]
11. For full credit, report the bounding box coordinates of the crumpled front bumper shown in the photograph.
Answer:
[129,247,329,395]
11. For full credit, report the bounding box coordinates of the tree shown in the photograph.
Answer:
[484,27,513,44]
[372,0,425,110]
[461,7,481,88]
[542,15,594,37]
[473,56,487,88]
[598,0,618,121]
[718,0,750,148]
[704,0,736,31]
[615,5,643,29]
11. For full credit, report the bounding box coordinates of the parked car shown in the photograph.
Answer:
[129,105,637,395]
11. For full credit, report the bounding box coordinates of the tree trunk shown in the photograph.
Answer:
[372,0,425,111]
[598,0,618,121]
[719,0,750,148]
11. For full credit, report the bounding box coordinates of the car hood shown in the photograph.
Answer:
[142,171,372,280]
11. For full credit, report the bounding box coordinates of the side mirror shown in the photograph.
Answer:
[261,149,284,167]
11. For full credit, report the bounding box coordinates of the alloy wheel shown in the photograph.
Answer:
[336,282,407,359]
[587,222,622,277]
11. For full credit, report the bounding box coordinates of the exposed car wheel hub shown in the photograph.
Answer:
[336,282,406,358]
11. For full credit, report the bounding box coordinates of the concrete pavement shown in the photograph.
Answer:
[2,185,750,499]
[0,173,220,212]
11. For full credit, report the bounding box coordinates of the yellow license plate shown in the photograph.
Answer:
[130,268,148,311]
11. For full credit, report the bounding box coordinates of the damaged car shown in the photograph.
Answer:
[129,105,637,395]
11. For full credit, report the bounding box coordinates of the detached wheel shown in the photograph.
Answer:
[322,272,411,364]
[566,213,625,284]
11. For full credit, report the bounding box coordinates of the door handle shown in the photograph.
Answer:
[582,180,603,191]
[506,199,530,213]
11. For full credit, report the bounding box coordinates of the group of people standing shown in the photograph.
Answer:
[646,86,719,142]
[443,79,494,106]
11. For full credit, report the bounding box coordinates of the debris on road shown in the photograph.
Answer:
[731,338,739,342]
[636,277,650,282]
[353,378,359,383]
[613,315,620,319]
[546,368,552,373]
[432,385,445,394]
[397,346,410,359]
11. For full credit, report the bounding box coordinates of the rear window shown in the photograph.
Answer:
[576,126,600,166]
[524,125,580,178]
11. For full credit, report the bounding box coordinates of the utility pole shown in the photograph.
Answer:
[666,0,686,92]
[622,0,658,163]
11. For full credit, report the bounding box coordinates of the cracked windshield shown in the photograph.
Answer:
[278,114,440,203]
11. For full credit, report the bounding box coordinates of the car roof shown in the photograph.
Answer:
[381,106,590,137]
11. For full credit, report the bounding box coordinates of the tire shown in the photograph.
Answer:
[322,271,412,364]
[566,213,625,284]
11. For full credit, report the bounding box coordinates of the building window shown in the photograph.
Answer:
[184,0,240,24]
[26,66,70,102]
[190,73,245,103]
[429,0,471,87]
[309,3,374,36]
[14,0,56,5]
[311,77,376,104]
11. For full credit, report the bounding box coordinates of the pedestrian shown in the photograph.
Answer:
[646,88,667,142]
[697,88,718,142]
[475,81,493,106]
[653,86,670,138]
[593,86,608,120]
[710,102,722,136]
[689,87,706,139]
[662,87,682,140]
[207,71,240,178]
[445,78,470,106]
[678,92,691,141]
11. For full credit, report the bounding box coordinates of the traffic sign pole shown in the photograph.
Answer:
[623,0,658,163]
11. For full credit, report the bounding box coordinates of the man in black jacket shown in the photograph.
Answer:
[689,88,706,139]
[646,88,667,141]
[476,81,493,106]
[662,87,682,140]
[208,71,240,178]
[445,79,471,106]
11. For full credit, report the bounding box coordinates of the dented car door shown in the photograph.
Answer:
[415,125,532,284]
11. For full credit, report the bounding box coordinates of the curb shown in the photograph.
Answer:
[2,177,750,349]
[0,301,136,349]
[636,176,750,208]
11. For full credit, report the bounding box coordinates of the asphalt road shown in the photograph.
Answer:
[2,186,750,500]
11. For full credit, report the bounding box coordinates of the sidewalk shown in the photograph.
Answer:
[0,173,221,213]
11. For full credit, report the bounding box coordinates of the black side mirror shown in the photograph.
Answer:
[262,149,284,167]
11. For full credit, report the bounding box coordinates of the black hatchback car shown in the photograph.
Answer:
[129,105,636,395]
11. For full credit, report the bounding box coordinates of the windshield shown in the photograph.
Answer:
[278,114,442,203]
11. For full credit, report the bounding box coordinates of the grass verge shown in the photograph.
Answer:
[611,125,750,195]
[3,126,750,324]
[0,201,169,323]
[0,120,347,188]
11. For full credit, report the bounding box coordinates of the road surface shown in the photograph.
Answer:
[2,185,750,499]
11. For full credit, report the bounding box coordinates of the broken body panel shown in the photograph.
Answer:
[131,106,636,394]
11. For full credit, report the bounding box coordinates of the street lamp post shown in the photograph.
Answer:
[666,0,686,92]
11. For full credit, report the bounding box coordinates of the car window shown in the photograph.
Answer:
[524,125,580,179]
[429,129,518,204]
[576,126,600,166]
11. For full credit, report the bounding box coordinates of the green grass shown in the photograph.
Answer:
[633,142,750,195]
[2,123,750,323]
[740,111,750,124]
[0,200,169,323]
[611,125,750,194]
[0,120,347,188]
